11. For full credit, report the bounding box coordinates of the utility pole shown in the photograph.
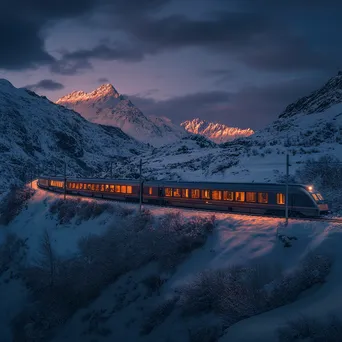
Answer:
[139,159,142,213]
[64,157,67,201]
[285,154,290,226]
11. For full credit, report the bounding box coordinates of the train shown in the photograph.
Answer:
[37,176,329,217]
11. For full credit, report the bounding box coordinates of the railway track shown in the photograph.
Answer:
[39,187,342,224]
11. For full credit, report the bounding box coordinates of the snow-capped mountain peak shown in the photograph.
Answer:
[181,118,254,143]
[56,85,187,147]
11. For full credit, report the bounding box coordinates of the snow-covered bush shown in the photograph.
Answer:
[178,253,332,329]
[49,198,120,224]
[278,314,342,341]
[0,185,35,225]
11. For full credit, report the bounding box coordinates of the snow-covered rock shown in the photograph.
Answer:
[57,85,188,147]
[181,118,254,143]
[0,79,147,192]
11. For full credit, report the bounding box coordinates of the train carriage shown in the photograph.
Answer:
[37,176,329,217]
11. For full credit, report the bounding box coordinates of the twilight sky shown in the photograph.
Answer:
[0,0,341,129]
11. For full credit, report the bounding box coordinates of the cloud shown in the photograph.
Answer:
[98,77,110,83]
[24,79,65,91]
[129,75,325,129]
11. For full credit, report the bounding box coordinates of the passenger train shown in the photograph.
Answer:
[37,176,329,217]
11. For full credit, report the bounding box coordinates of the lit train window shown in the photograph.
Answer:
[165,188,172,197]
[212,191,222,200]
[277,193,285,204]
[182,189,189,198]
[110,185,115,192]
[88,184,92,190]
[127,186,132,194]
[91,184,95,191]
[223,191,234,201]
[235,192,245,202]
[149,187,153,195]
[115,185,120,193]
[105,184,109,192]
[84,184,87,189]
[79,183,83,190]
[173,188,181,197]
[201,190,210,199]
[50,180,64,188]
[191,189,200,199]
[121,185,127,193]
[76,183,80,190]
[246,192,256,202]
[100,184,105,192]
[317,193,324,200]
[258,192,268,203]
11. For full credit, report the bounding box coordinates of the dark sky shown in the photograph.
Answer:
[0,0,341,129]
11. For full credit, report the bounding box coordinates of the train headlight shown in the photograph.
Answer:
[307,185,313,192]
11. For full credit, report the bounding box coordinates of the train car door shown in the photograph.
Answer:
[158,187,163,197]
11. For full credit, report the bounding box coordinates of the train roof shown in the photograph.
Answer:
[39,176,312,190]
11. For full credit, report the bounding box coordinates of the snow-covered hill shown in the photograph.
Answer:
[181,118,254,143]
[56,85,187,147]
[0,79,147,192]
[1,184,342,342]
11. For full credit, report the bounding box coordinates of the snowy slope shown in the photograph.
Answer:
[181,118,254,143]
[1,184,342,342]
[56,85,188,147]
[0,79,147,193]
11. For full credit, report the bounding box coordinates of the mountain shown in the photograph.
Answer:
[0,79,147,192]
[110,72,342,186]
[56,85,187,147]
[181,118,254,143]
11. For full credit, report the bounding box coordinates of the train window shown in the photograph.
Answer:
[121,185,127,193]
[212,190,222,200]
[127,186,132,194]
[173,188,181,197]
[191,189,200,199]
[258,192,268,203]
[91,184,95,191]
[110,185,115,192]
[182,189,189,198]
[75,183,80,190]
[100,184,104,192]
[95,184,100,191]
[316,193,324,201]
[79,183,83,190]
[87,184,92,190]
[201,190,210,199]
[67,182,72,188]
[105,184,109,192]
[223,191,234,201]
[235,192,245,202]
[51,180,64,188]
[115,185,121,193]
[83,184,87,190]
[246,192,256,202]
[165,188,172,197]
[149,187,153,195]
[72,183,75,189]
[277,193,285,204]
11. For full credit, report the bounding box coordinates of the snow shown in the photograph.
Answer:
[1,183,342,341]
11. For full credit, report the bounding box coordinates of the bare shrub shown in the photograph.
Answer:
[178,253,332,329]
[140,297,178,335]
[14,210,215,341]
[0,233,28,276]
[49,198,116,225]
[0,186,35,225]
[278,314,342,342]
